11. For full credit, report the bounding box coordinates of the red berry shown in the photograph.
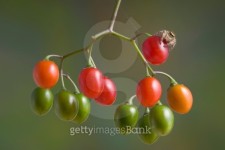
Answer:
[33,60,59,88]
[142,36,169,65]
[95,77,117,105]
[78,67,104,99]
[136,77,162,107]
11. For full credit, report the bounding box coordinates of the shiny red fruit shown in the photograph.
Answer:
[33,60,59,88]
[136,77,162,107]
[142,36,169,65]
[95,77,117,105]
[78,67,104,99]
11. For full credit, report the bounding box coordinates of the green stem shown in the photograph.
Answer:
[45,54,62,60]
[87,43,95,67]
[154,71,178,85]
[146,64,150,76]
[145,33,152,37]
[112,31,131,41]
[59,60,66,90]
[131,40,154,76]
[58,49,85,90]
[90,56,96,68]
[109,0,122,31]
[63,48,84,59]
[63,74,80,94]
[92,29,110,40]
[128,95,136,105]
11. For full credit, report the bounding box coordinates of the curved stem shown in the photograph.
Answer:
[87,44,94,66]
[63,74,80,94]
[45,54,63,60]
[90,56,96,68]
[92,29,110,40]
[57,49,85,90]
[59,60,66,90]
[128,95,136,104]
[154,71,178,85]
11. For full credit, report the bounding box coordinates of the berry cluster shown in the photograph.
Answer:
[30,0,193,144]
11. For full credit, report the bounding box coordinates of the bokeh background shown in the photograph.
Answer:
[1,0,225,149]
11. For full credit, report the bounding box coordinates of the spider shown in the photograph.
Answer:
[155,30,176,50]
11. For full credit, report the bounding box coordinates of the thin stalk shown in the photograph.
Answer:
[146,64,150,76]
[92,29,110,40]
[154,71,178,85]
[112,31,131,41]
[45,54,63,60]
[59,60,66,90]
[90,56,96,68]
[131,40,154,76]
[58,49,85,90]
[63,48,84,59]
[109,0,122,31]
[63,74,80,94]
[128,95,136,104]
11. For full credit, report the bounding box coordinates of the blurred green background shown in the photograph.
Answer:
[1,0,225,149]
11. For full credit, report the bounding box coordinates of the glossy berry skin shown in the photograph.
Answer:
[54,90,79,121]
[95,77,117,105]
[114,102,139,135]
[142,36,169,65]
[136,77,162,107]
[33,60,59,88]
[73,93,90,124]
[78,67,104,99]
[150,104,174,136]
[138,113,159,144]
[167,84,193,114]
[31,87,53,116]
